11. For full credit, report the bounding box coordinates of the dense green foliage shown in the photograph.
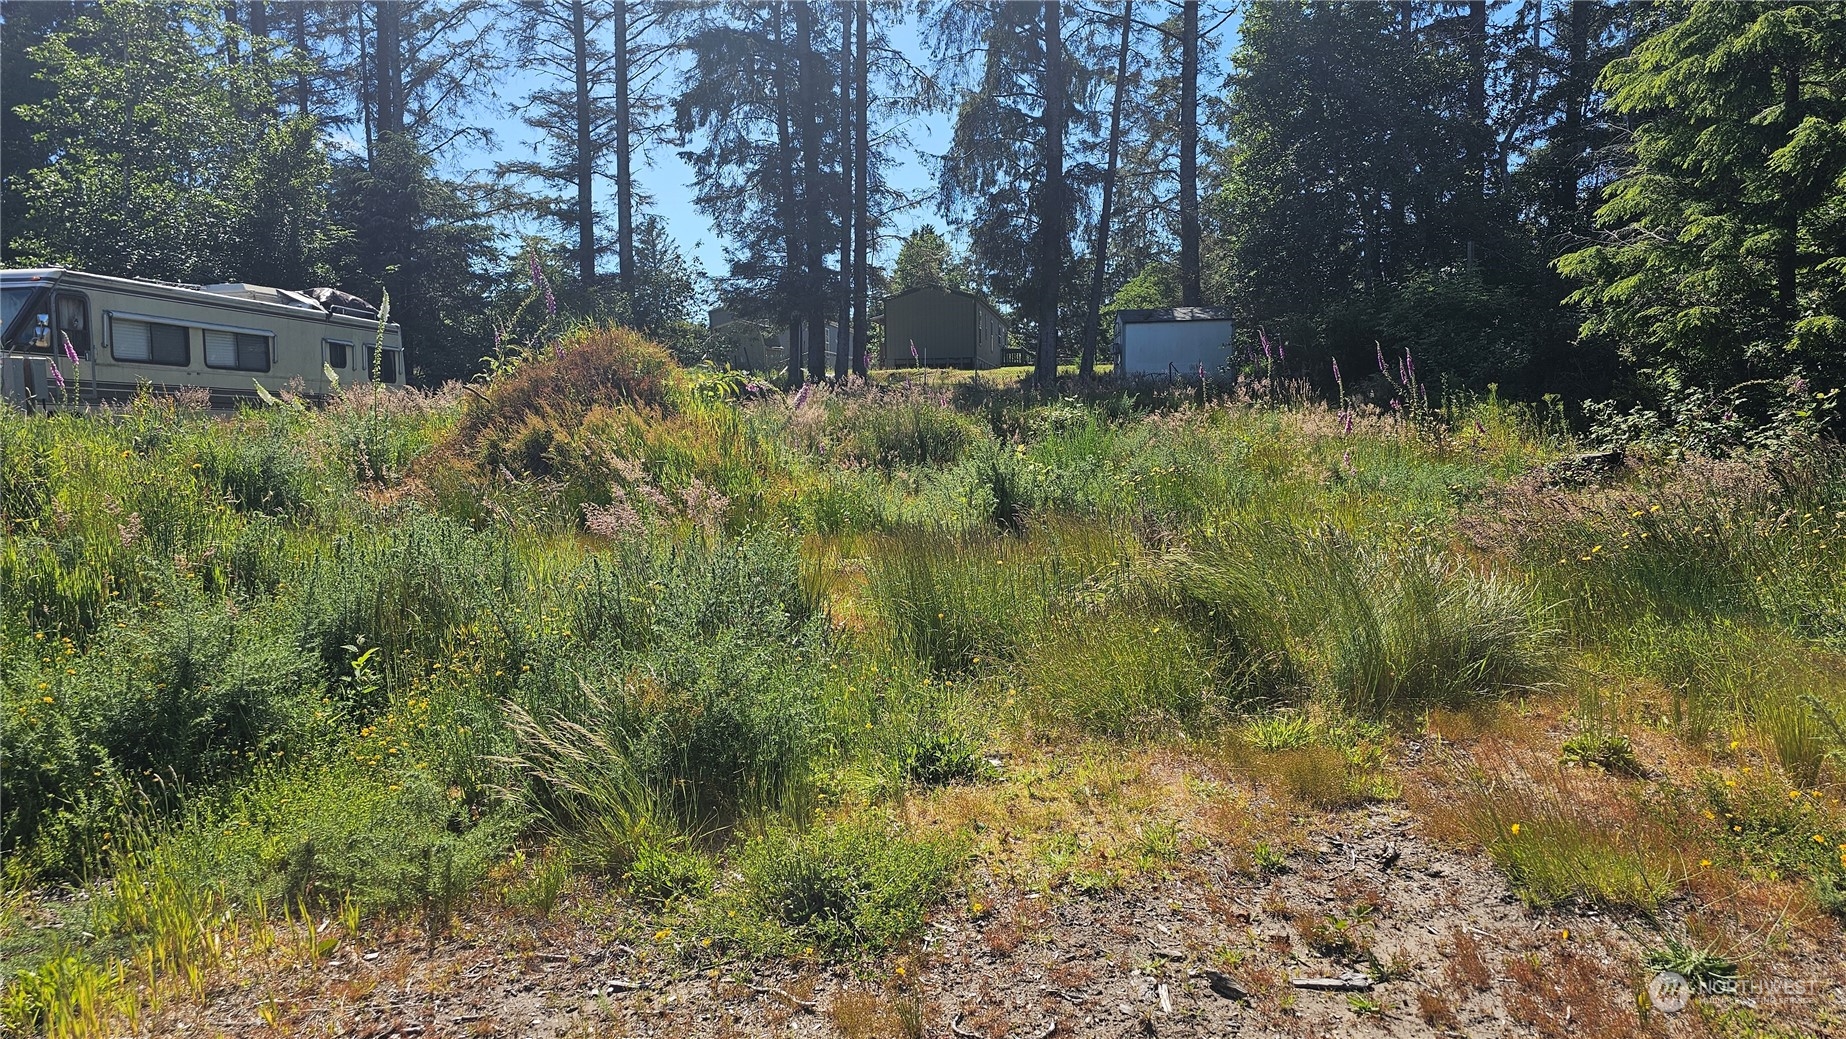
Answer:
[1557,1,1846,400]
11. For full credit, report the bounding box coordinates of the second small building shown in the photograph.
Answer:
[877,285,1009,369]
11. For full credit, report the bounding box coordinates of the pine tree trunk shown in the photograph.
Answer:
[1467,0,1487,202]
[571,0,595,288]
[374,1,402,138]
[836,2,853,380]
[852,1,870,377]
[293,2,312,117]
[1037,0,1065,386]
[1178,0,1200,306]
[1080,0,1132,379]
[796,1,827,381]
[1555,0,1590,216]
[1778,60,1800,322]
[614,0,635,296]
[774,11,802,388]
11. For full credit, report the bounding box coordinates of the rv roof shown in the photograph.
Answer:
[201,282,322,310]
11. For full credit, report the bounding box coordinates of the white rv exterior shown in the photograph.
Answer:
[1,267,403,410]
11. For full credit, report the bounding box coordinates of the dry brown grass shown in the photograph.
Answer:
[1417,989,1460,1029]
[1505,947,1655,1039]
[1442,928,1493,992]
[830,987,915,1039]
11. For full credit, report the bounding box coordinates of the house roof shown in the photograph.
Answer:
[1115,306,1233,324]
[880,283,1005,319]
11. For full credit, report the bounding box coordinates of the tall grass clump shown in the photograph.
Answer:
[290,514,522,694]
[1176,521,1555,714]
[508,534,830,839]
[1449,777,1680,911]
[830,385,980,471]
[862,521,1132,673]
[1014,608,1230,736]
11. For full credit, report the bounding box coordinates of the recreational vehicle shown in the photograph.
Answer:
[0,267,403,410]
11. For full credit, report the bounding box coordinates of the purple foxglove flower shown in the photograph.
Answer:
[61,332,80,365]
[792,384,811,409]
[909,339,920,363]
[1340,409,1353,436]
[49,361,65,389]
[1390,398,1402,412]
[1331,358,1343,390]
[1260,328,1273,362]
[1341,449,1352,468]
[1376,342,1388,375]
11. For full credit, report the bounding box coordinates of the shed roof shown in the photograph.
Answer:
[1115,306,1233,324]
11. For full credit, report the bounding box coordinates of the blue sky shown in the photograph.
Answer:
[475,5,1240,290]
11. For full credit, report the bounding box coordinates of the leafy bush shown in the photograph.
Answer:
[290,514,519,693]
[2,584,321,874]
[189,412,324,517]
[169,763,517,915]
[726,817,962,954]
[893,723,985,787]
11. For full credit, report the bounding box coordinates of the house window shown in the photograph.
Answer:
[111,317,190,366]
[204,329,272,371]
[325,339,351,369]
[55,293,90,355]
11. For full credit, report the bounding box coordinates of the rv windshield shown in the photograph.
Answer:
[1,287,37,331]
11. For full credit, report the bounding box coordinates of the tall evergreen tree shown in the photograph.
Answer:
[500,0,615,289]
[1557,1,1846,397]
[937,1,1089,372]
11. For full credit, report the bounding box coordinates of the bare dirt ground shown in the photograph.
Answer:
[137,782,1845,1039]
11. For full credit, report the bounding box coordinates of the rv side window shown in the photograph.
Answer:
[111,318,190,366]
[204,329,271,372]
[55,294,90,355]
[364,345,401,384]
[324,340,351,370]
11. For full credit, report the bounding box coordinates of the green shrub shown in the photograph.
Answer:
[894,723,985,787]
[290,514,519,693]
[189,412,323,518]
[2,585,322,874]
[167,763,517,915]
[624,839,716,906]
[727,817,963,954]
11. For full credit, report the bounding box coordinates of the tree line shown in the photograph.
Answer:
[4,1,1843,422]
